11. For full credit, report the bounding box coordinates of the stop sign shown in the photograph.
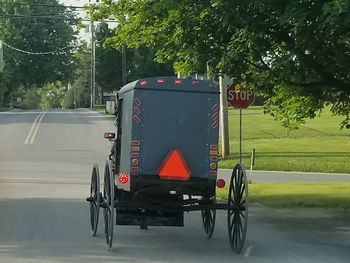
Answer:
[227,84,255,108]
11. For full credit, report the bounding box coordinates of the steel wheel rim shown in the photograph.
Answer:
[201,198,216,239]
[227,163,249,253]
[90,164,100,236]
[103,161,115,251]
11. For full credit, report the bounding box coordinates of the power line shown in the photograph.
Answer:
[0,1,85,9]
[0,14,80,21]
[0,14,118,22]
[2,41,72,55]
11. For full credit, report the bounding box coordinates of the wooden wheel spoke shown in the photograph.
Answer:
[229,208,235,217]
[201,202,216,238]
[239,183,245,200]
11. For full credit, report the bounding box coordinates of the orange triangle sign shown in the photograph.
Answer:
[158,149,191,181]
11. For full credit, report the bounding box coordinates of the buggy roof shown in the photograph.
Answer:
[118,77,219,94]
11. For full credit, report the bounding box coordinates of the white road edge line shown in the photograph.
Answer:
[244,246,253,257]
[24,110,46,145]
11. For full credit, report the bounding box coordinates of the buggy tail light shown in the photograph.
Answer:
[158,149,191,181]
[140,80,148,86]
[104,132,115,140]
[119,173,129,184]
[216,179,225,188]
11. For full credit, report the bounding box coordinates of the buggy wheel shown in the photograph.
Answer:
[103,161,115,251]
[227,163,249,254]
[201,198,216,239]
[89,164,100,236]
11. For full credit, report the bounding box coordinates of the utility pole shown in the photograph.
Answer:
[90,23,96,109]
[219,74,230,158]
[0,40,4,73]
[121,45,127,86]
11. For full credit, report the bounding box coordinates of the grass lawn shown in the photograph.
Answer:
[217,183,350,208]
[220,107,350,173]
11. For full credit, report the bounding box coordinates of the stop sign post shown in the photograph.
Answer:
[226,84,255,164]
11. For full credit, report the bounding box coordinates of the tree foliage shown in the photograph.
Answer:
[67,45,91,108]
[94,23,174,93]
[22,88,40,109]
[38,81,66,109]
[0,0,78,102]
[89,0,350,129]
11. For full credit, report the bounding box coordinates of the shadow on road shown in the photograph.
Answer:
[0,198,349,263]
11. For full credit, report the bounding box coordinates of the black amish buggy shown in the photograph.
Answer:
[86,77,249,253]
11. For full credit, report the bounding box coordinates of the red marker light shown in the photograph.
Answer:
[175,79,182,85]
[131,140,140,146]
[216,179,225,188]
[158,79,165,84]
[210,145,219,150]
[104,132,115,140]
[131,167,139,173]
[119,173,129,184]
[140,80,148,86]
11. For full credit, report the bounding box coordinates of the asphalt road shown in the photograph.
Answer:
[0,109,349,263]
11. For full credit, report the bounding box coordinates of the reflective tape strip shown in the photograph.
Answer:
[134,97,141,106]
[133,115,141,124]
[211,121,218,128]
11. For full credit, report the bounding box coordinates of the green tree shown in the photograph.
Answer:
[0,0,78,101]
[89,0,350,129]
[0,72,9,106]
[69,45,91,108]
[38,81,66,109]
[22,88,40,109]
[94,23,174,94]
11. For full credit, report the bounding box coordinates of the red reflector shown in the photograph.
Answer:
[133,115,141,124]
[210,156,218,162]
[210,145,218,150]
[104,132,115,140]
[212,112,219,120]
[211,121,219,128]
[212,104,219,112]
[131,159,139,165]
[175,79,182,85]
[134,97,141,106]
[119,173,129,184]
[209,171,217,176]
[158,149,191,181]
[131,152,140,158]
[131,146,140,152]
[140,80,148,86]
[216,179,225,188]
[210,162,217,169]
[157,79,165,84]
[131,167,139,173]
[210,150,218,156]
[131,140,140,146]
[133,106,141,115]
